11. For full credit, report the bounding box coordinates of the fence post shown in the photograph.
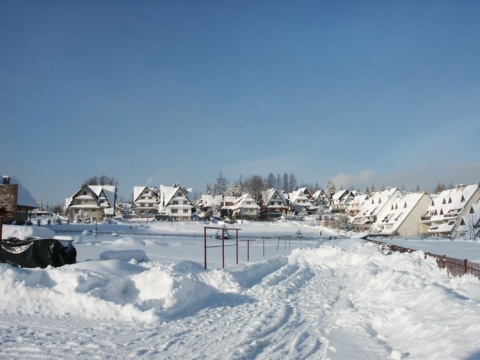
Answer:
[204,227,207,269]
[464,259,468,275]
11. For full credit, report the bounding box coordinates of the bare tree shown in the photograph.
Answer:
[244,175,265,203]
[85,175,118,187]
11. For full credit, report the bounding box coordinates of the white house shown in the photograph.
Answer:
[329,189,356,213]
[133,186,159,216]
[369,192,432,237]
[222,193,260,220]
[351,188,402,231]
[65,184,116,222]
[421,183,480,237]
[287,187,315,214]
[196,194,223,215]
[158,184,194,221]
[346,193,368,217]
[312,189,329,209]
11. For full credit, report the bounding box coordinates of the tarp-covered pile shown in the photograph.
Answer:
[1,238,76,268]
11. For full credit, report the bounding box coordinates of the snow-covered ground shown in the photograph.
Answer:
[1,220,480,359]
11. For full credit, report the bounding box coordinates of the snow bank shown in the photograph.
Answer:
[2,224,55,240]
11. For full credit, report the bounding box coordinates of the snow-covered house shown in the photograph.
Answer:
[351,188,402,231]
[420,183,480,238]
[346,193,368,217]
[0,176,38,224]
[221,193,260,220]
[196,194,223,215]
[287,187,315,214]
[369,192,432,237]
[312,189,329,209]
[158,184,194,221]
[133,186,159,215]
[329,189,356,213]
[261,188,288,220]
[456,203,480,239]
[65,184,116,222]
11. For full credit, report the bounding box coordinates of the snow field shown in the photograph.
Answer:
[1,222,480,359]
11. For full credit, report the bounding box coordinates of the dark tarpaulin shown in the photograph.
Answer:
[0,238,77,268]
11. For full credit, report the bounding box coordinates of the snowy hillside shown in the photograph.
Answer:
[1,221,480,359]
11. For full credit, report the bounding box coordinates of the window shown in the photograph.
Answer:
[172,209,178,213]
[183,209,188,213]
[173,201,178,205]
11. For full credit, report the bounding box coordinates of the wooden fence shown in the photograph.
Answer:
[367,239,480,279]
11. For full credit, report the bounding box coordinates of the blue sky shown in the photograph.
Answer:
[1,1,479,204]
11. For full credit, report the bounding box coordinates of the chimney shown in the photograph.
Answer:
[2,176,10,185]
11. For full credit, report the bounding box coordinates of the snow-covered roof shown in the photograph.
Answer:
[373,192,428,235]
[288,188,313,204]
[159,184,194,208]
[197,194,222,208]
[89,185,116,208]
[353,188,401,221]
[2,178,38,208]
[425,183,480,223]
[223,193,260,211]
[262,188,287,206]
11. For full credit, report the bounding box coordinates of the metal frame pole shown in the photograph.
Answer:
[204,227,207,269]
[236,230,239,265]
[222,228,225,268]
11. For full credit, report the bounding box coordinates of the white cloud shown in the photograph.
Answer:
[330,170,374,190]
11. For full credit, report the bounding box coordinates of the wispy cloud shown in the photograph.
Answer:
[330,170,375,190]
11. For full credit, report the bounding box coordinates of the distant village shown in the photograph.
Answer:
[1,175,479,240]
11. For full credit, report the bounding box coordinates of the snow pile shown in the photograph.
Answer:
[2,225,55,240]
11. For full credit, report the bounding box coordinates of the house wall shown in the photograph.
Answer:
[397,194,432,237]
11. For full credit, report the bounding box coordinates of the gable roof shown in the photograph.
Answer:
[353,187,402,221]
[159,184,194,207]
[375,192,429,233]
[426,184,480,222]
[262,188,287,206]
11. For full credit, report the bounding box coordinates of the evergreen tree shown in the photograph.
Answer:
[283,173,290,192]
[276,174,282,190]
[266,173,276,189]
[214,172,228,195]
[289,173,297,191]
